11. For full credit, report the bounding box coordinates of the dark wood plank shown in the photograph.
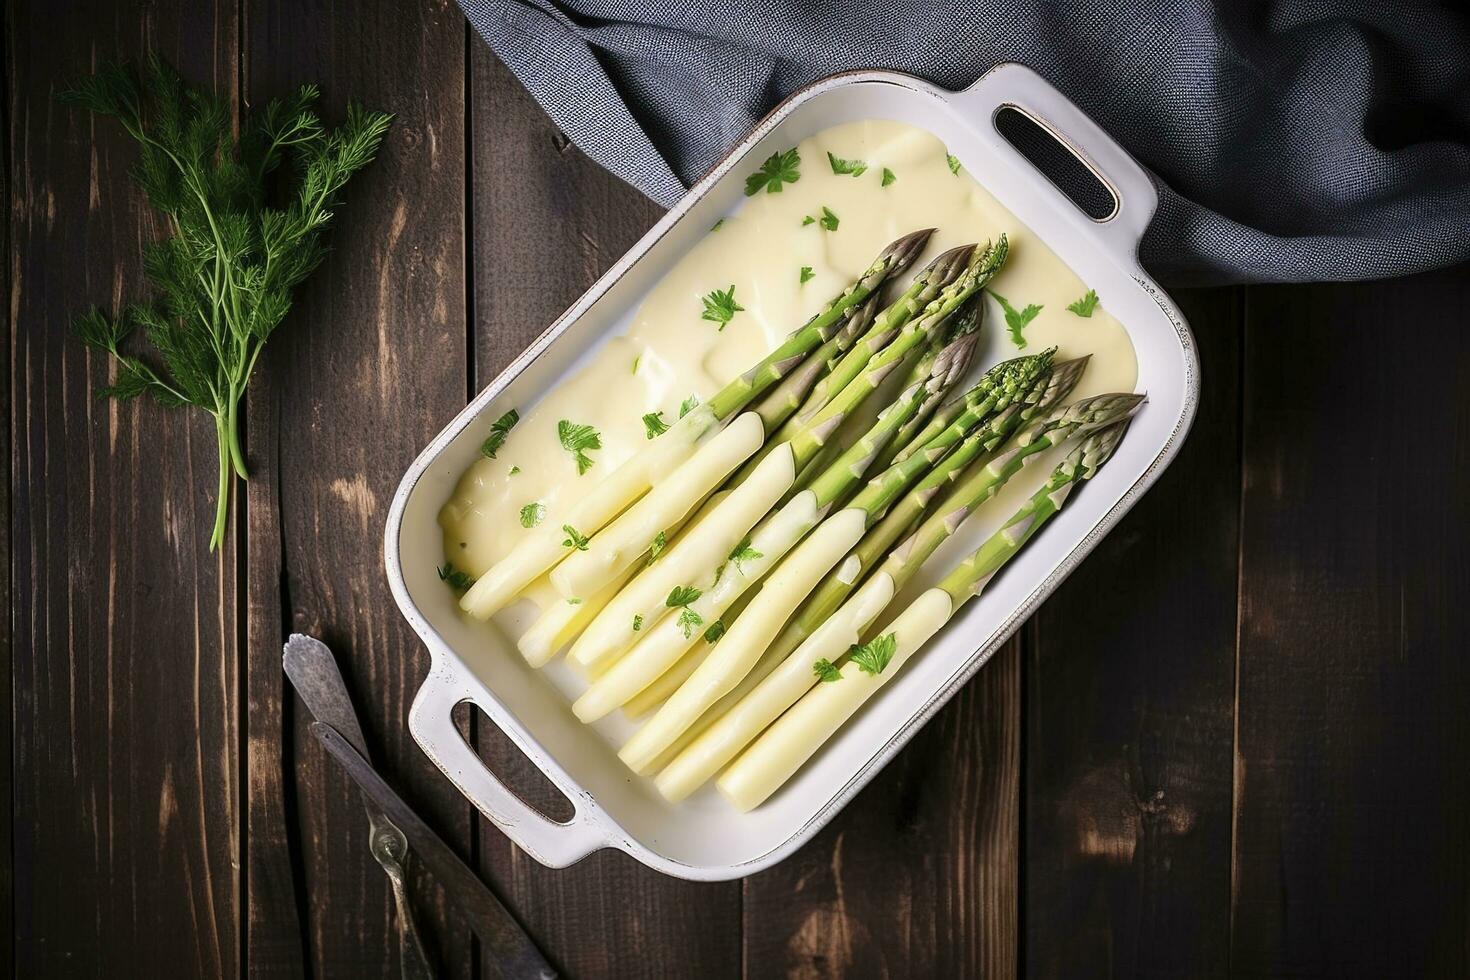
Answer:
[742,641,1021,978]
[8,3,241,975]
[1233,268,1470,977]
[242,2,473,976]
[0,3,13,975]
[467,47,744,979]
[1022,288,1243,977]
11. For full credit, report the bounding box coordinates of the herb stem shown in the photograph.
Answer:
[210,418,232,550]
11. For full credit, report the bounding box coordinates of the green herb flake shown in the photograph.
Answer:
[557,419,602,474]
[561,524,590,551]
[678,394,700,419]
[813,658,843,683]
[826,151,868,177]
[508,465,521,476]
[567,597,582,605]
[632,353,641,373]
[1066,289,1100,318]
[799,266,815,284]
[801,215,815,226]
[645,530,668,566]
[990,291,1044,348]
[701,284,744,330]
[632,614,644,632]
[437,562,475,593]
[850,632,899,676]
[519,501,546,528]
[881,167,896,187]
[710,218,725,231]
[727,537,764,575]
[703,620,727,644]
[643,410,671,440]
[677,607,705,639]
[481,408,519,459]
[744,148,801,196]
[947,153,962,175]
[807,206,839,231]
[666,585,702,608]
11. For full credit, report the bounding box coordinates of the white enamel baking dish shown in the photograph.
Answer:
[388,63,1197,880]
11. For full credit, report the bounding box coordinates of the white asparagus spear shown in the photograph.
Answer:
[550,413,766,600]
[571,490,821,722]
[653,570,896,800]
[566,447,795,671]
[717,588,954,811]
[619,508,869,773]
[517,570,635,668]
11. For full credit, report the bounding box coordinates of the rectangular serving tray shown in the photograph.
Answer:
[386,63,1198,881]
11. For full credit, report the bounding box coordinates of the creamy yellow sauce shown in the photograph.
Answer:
[440,118,1138,647]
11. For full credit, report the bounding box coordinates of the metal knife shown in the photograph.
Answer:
[310,720,558,980]
[282,634,435,980]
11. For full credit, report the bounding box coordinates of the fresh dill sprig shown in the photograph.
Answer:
[61,54,392,551]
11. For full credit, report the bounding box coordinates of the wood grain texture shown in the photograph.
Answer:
[0,2,12,976]
[7,2,241,975]
[467,47,745,980]
[1022,289,1243,978]
[742,641,1021,979]
[1233,268,1470,977]
[241,1,472,977]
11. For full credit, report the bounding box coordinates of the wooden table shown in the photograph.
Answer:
[8,2,1469,976]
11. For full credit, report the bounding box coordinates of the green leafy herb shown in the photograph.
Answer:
[567,597,582,605]
[666,585,702,608]
[710,218,725,232]
[703,620,727,644]
[60,55,393,551]
[632,353,641,373]
[437,562,475,593]
[643,410,671,439]
[519,502,546,528]
[677,607,705,639]
[826,151,868,177]
[801,215,815,227]
[561,524,590,551]
[799,266,814,284]
[631,614,644,633]
[813,658,843,683]
[990,291,1044,348]
[645,530,668,566]
[727,537,764,575]
[947,153,962,175]
[1066,289,1100,317]
[881,167,896,187]
[744,147,801,195]
[557,419,602,474]
[806,206,839,231]
[508,465,521,476]
[679,394,700,418]
[701,285,744,330]
[850,632,898,676]
[480,408,519,458]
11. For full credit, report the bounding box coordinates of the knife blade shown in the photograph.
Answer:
[310,720,558,980]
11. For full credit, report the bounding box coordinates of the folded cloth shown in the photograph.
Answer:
[459,0,1470,285]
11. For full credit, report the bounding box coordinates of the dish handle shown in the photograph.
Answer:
[409,660,606,868]
[954,62,1158,259]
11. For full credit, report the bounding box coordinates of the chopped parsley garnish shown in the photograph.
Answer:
[813,658,843,683]
[632,353,641,373]
[851,632,898,676]
[567,597,582,605]
[677,607,705,639]
[666,585,702,608]
[805,206,839,231]
[990,291,1043,348]
[947,153,962,175]
[678,394,700,418]
[557,419,602,474]
[799,265,814,284]
[826,151,867,177]
[701,284,744,330]
[508,465,521,476]
[645,530,668,566]
[881,167,896,187]
[643,410,671,439]
[710,218,725,231]
[519,502,546,528]
[632,614,644,632]
[1067,289,1100,317]
[437,562,475,593]
[480,408,519,459]
[561,524,590,550]
[744,148,801,195]
[727,537,763,575]
[703,620,727,644]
